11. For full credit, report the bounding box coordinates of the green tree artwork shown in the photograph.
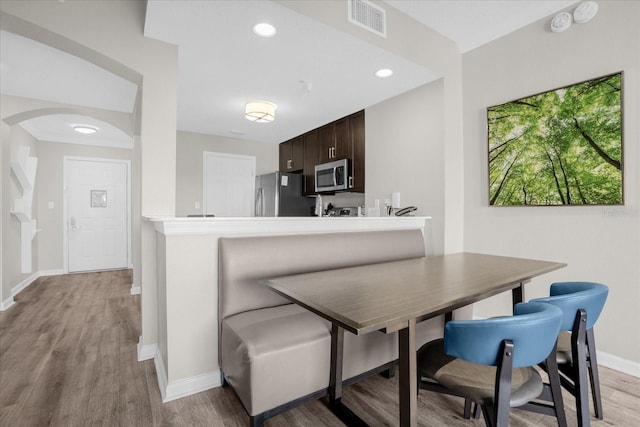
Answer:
[488,72,623,206]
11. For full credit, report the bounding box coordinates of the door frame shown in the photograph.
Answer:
[202,151,256,217]
[63,156,132,273]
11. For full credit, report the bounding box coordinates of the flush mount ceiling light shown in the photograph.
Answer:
[253,23,277,37]
[550,11,573,33]
[574,1,599,24]
[73,125,98,134]
[375,68,393,78]
[245,100,277,123]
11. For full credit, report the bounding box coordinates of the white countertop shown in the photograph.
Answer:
[146,216,431,236]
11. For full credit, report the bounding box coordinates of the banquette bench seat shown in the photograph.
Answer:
[218,229,433,426]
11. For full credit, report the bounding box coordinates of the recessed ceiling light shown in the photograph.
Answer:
[73,125,98,134]
[550,12,573,33]
[253,23,277,38]
[375,69,393,78]
[574,1,599,24]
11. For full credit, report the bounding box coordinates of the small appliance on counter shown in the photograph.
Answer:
[324,203,359,217]
[255,172,315,217]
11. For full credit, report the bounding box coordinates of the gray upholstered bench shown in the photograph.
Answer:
[218,229,430,426]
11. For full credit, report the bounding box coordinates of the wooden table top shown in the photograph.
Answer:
[263,252,566,335]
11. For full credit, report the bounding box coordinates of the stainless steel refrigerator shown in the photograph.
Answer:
[255,172,315,216]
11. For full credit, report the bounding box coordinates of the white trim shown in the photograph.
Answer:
[149,216,432,236]
[153,348,222,403]
[598,351,640,378]
[0,297,15,311]
[154,349,169,402]
[38,269,65,277]
[63,156,131,273]
[130,284,141,295]
[163,369,223,403]
[1,270,65,311]
[11,272,39,297]
[137,337,157,362]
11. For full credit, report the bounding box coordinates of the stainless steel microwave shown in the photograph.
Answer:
[315,158,350,192]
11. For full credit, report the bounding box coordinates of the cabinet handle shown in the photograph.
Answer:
[328,147,331,159]
[287,159,292,169]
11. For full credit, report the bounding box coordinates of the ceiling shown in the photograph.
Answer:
[0,0,579,147]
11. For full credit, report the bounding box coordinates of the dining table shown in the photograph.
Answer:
[263,252,567,427]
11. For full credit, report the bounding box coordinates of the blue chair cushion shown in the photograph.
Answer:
[531,282,608,330]
[443,302,562,368]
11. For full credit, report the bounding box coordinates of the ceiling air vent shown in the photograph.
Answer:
[348,0,387,38]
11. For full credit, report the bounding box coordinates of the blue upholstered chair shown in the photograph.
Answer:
[417,302,566,427]
[531,281,609,427]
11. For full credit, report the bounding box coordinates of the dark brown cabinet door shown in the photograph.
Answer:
[334,117,351,160]
[279,137,304,172]
[318,118,351,163]
[349,110,365,193]
[318,124,334,163]
[279,141,291,172]
[303,130,319,195]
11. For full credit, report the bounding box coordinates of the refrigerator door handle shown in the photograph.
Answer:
[255,188,262,216]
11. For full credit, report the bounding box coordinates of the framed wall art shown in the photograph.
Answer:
[488,72,623,206]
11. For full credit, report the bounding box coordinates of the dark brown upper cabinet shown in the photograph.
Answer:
[278,110,365,194]
[303,130,319,195]
[318,117,350,163]
[279,136,304,172]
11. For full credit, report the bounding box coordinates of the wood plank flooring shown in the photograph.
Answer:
[1,270,638,426]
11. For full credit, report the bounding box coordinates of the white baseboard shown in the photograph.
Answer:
[1,269,67,312]
[154,349,169,402]
[163,369,223,403]
[137,337,158,362]
[153,349,222,403]
[137,340,157,362]
[11,272,39,297]
[0,297,15,311]
[598,351,640,378]
[130,284,141,295]
[38,269,65,277]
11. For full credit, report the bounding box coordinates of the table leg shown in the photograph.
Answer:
[329,323,344,407]
[398,318,417,427]
[512,282,525,312]
[328,324,368,426]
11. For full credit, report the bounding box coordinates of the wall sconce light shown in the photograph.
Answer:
[245,100,277,123]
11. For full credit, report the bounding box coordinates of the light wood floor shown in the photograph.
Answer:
[1,270,638,426]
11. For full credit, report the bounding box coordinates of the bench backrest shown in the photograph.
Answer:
[218,229,425,323]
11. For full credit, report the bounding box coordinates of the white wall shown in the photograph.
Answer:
[175,131,278,217]
[462,1,640,367]
[1,122,39,305]
[1,0,179,353]
[36,141,133,272]
[365,81,445,255]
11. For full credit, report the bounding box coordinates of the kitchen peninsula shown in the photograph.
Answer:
[142,216,432,403]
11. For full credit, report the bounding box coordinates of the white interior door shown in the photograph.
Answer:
[66,158,129,273]
[203,152,255,217]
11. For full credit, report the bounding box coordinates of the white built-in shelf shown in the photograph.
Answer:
[9,146,38,273]
[10,146,37,192]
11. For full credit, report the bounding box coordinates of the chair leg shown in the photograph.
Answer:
[480,405,496,427]
[586,328,604,419]
[464,398,473,419]
[546,344,568,427]
[572,310,590,427]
